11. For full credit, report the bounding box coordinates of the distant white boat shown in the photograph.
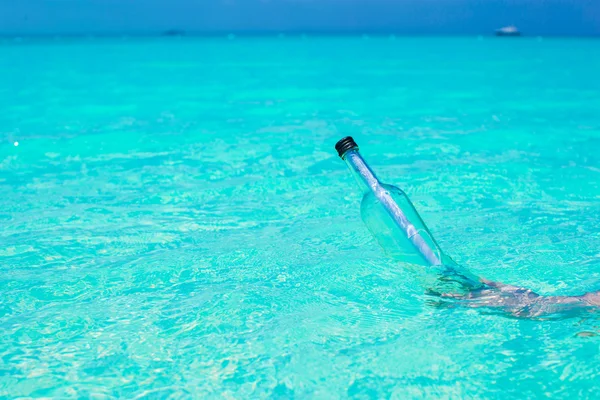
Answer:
[495,26,521,37]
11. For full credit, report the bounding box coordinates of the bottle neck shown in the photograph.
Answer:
[343,149,381,193]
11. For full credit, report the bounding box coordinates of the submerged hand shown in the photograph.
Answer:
[434,278,599,319]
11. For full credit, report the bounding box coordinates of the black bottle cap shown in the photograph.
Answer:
[335,136,358,158]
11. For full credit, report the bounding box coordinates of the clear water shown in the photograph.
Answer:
[1,36,600,398]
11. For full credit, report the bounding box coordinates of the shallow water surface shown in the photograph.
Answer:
[1,36,600,398]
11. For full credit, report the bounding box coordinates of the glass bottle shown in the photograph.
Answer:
[335,136,481,294]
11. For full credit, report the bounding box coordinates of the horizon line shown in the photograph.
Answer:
[1,30,599,39]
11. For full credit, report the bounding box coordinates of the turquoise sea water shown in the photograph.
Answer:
[1,36,600,398]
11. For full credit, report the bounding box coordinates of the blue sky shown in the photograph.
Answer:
[1,0,598,36]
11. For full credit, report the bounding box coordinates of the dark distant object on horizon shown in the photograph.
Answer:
[495,26,521,37]
[162,29,186,37]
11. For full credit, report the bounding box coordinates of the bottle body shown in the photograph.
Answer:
[342,147,443,268]
[360,183,442,267]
